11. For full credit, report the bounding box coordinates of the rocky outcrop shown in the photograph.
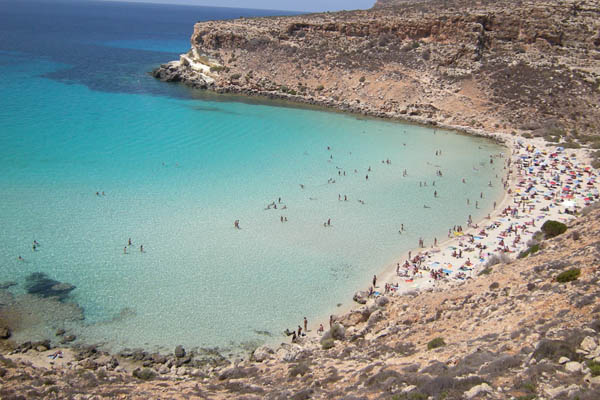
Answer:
[152,0,600,140]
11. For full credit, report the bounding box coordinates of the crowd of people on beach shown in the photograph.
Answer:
[351,140,599,308]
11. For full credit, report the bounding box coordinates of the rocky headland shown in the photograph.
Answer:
[3,0,600,398]
[153,0,600,145]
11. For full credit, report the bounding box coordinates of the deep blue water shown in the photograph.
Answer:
[0,0,295,96]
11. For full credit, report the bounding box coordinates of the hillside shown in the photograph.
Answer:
[153,0,600,142]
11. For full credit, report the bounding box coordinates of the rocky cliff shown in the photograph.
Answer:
[153,0,600,141]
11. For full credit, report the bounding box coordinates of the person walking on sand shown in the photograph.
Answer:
[329,315,334,328]
[318,324,324,334]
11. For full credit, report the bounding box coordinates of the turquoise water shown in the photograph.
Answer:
[0,1,506,353]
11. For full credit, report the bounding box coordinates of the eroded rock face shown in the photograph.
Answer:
[153,0,600,138]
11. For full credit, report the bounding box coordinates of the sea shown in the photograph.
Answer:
[0,0,506,355]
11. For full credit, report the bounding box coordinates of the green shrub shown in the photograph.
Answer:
[533,338,580,362]
[321,338,334,349]
[427,337,446,350]
[316,84,324,91]
[562,141,581,149]
[518,244,540,258]
[478,267,492,276]
[230,73,241,80]
[588,360,600,377]
[556,268,580,283]
[209,65,226,72]
[541,220,567,238]
[359,76,365,82]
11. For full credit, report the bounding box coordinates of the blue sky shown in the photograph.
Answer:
[104,0,376,12]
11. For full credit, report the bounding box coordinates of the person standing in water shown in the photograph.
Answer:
[372,274,377,288]
[140,244,144,253]
[303,317,308,332]
[234,220,240,229]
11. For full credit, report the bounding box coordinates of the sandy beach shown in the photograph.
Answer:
[303,132,599,342]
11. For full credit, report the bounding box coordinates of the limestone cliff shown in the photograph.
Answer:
[153,0,600,141]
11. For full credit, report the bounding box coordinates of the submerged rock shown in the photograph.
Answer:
[0,281,17,290]
[24,273,76,301]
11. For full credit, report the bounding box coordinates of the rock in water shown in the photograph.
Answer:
[174,345,186,358]
[24,272,76,300]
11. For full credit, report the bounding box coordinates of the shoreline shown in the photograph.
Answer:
[2,108,599,381]
[303,127,597,344]
[2,79,599,372]
[307,130,512,340]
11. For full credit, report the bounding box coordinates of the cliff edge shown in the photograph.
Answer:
[153,0,600,140]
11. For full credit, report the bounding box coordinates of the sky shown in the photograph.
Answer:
[103,0,376,12]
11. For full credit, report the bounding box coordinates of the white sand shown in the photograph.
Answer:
[303,135,599,341]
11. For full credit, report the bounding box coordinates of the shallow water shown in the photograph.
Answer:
[0,0,506,353]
